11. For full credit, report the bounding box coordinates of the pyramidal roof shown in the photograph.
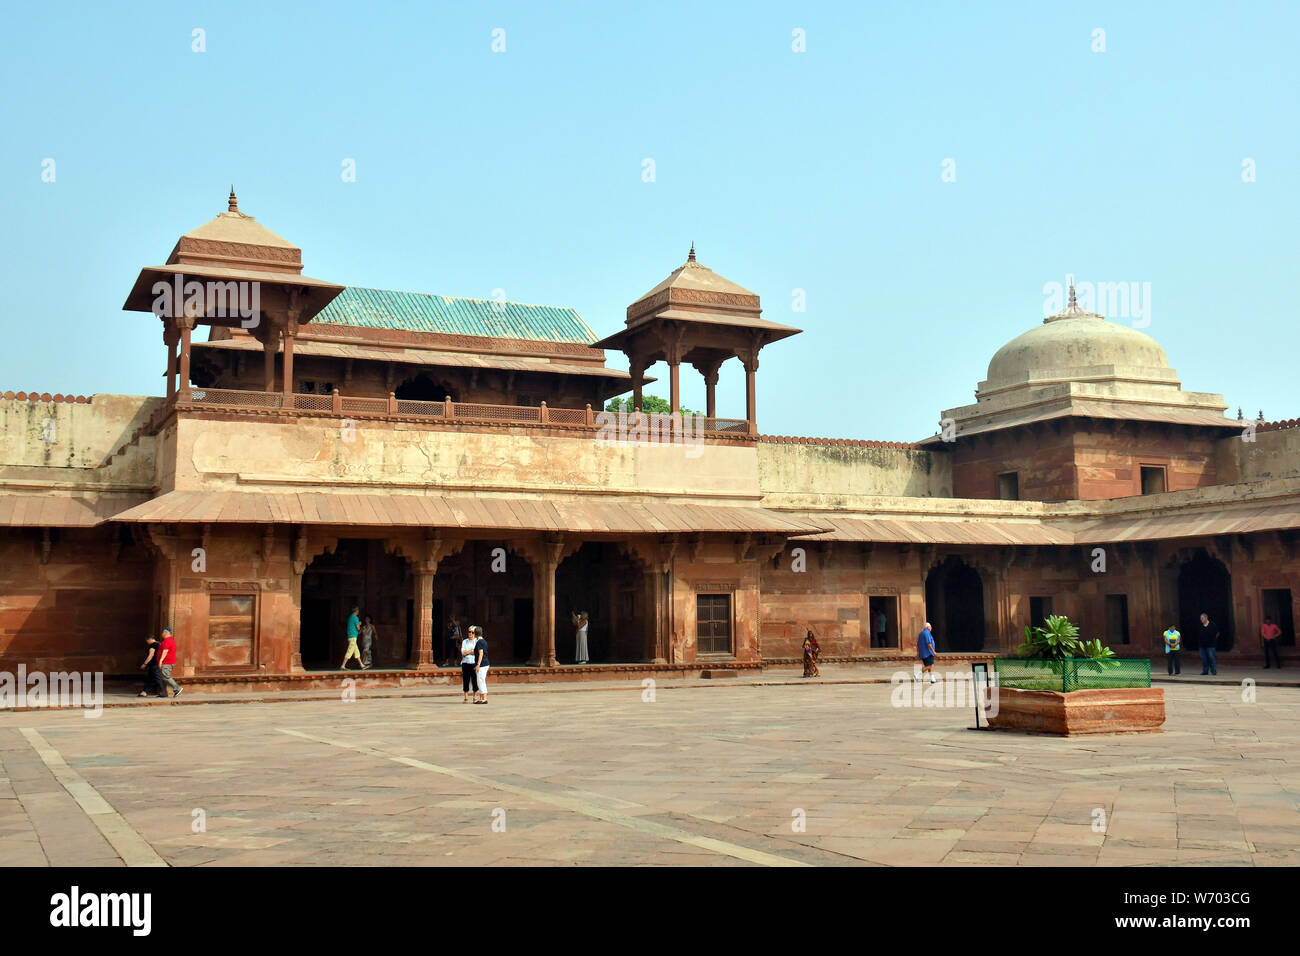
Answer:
[178,189,298,250]
[633,245,757,304]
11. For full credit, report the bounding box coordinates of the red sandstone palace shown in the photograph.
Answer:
[1,193,1297,685]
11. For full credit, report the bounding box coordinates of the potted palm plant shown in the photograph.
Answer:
[987,614,1164,735]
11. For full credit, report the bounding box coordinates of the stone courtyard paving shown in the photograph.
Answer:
[1,667,1298,867]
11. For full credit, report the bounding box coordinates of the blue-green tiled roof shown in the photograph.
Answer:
[313,286,597,344]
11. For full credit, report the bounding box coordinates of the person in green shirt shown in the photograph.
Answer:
[1162,624,1182,676]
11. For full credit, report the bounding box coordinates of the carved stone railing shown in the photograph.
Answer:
[171,388,756,440]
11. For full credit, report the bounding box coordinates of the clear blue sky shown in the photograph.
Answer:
[3,1,1296,440]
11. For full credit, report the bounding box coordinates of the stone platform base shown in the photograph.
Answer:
[987,686,1165,735]
[145,661,765,695]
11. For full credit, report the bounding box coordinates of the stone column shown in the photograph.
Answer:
[178,320,194,401]
[528,537,565,667]
[629,354,646,411]
[282,322,296,405]
[164,327,179,400]
[262,333,277,392]
[703,366,719,418]
[411,565,436,669]
[743,356,758,428]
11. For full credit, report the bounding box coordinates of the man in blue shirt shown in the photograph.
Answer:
[340,604,366,670]
[917,622,937,684]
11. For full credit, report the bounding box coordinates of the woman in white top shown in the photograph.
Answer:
[460,631,478,702]
[572,611,590,664]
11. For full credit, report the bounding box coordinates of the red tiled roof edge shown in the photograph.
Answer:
[756,434,919,450]
[1,391,94,403]
[1258,418,1300,432]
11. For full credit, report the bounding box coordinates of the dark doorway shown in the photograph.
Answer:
[867,595,897,648]
[1105,594,1131,645]
[513,598,534,661]
[1262,589,1295,647]
[1029,596,1053,629]
[554,542,648,662]
[395,373,455,402]
[301,599,332,669]
[299,539,412,670]
[1177,551,1234,651]
[925,556,986,652]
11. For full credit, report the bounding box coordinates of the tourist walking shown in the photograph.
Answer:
[1261,616,1284,669]
[1198,613,1220,675]
[801,630,820,677]
[359,614,376,669]
[572,611,590,664]
[1162,623,1182,675]
[157,626,183,697]
[444,615,462,668]
[340,604,364,670]
[472,625,490,704]
[460,628,478,703]
[138,635,164,698]
[917,622,937,683]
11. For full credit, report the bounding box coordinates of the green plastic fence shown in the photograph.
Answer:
[993,657,1151,692]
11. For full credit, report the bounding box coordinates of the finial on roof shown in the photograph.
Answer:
[1067,280,1077,310]
[1237,407,1243,420]
[228,186,238,212]
[1258,410,1265,421]
[687,242,696,263]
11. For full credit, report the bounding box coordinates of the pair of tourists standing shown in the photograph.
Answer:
[459,625,491,704]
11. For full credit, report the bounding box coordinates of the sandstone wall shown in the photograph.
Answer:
[757,441,950,503]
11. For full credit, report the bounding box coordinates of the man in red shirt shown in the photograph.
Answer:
[1261,617,1284,670]
[157,627,184,698]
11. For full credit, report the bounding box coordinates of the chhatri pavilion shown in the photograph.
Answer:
[1,192,1297,686]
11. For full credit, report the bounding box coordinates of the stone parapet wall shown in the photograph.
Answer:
[757,440,950,502]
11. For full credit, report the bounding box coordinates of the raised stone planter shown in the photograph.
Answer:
[987,686,1165,735]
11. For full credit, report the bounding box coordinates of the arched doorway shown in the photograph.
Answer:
[299,539,412,670]
[924,555,986,652]
[553,542,649,663]
[1177,550,1234,651]
[432,542,534,664]
[395,373,455,402]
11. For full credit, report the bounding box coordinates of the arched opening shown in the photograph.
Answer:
[554,542,649,663]
[1177,550,1234,651]
[395,373,455,402]
[432,542,534,665]
[299,539,412,670]
[924,555,986,652]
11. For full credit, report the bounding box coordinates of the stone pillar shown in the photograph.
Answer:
[178,321,194,401]
[693,358,723,419]
[743,356,758,428]
[411,565,436,669]
[528,537,565,667]
[164,328,179,400]
[282,322,296,405]
[669,361,681,415]
[630,355,646,411]
[262,333,277,392]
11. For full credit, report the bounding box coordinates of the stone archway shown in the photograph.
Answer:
[297,538,411,670]
[1177,549,1234,651]
[395,373,455,402]
[925,555,986,652]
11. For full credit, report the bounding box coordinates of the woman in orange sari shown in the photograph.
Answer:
[802,630,821,678]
